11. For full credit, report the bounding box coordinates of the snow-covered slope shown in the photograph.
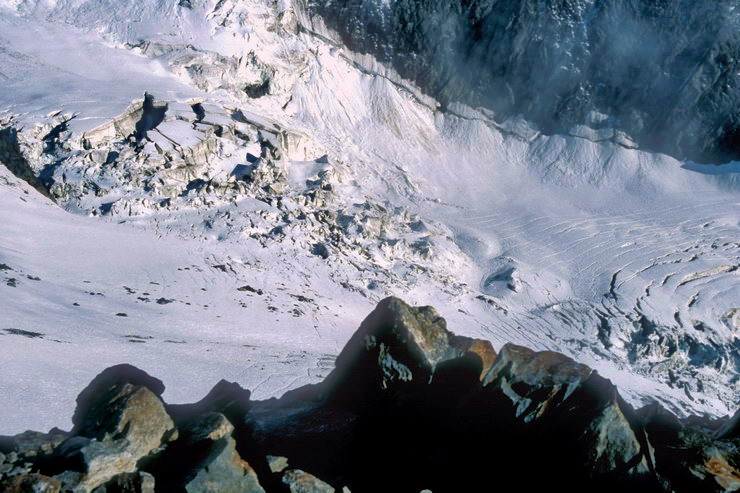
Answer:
[0,0,737,433]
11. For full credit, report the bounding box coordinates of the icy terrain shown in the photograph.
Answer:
[0,0,737,434]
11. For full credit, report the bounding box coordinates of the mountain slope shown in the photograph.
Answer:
[0,0,737,434]
[308,0,740,163]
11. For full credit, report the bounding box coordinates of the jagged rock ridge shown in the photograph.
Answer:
[0,298,737,492]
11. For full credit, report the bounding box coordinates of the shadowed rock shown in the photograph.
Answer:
[145,412,265,493]
[167,379,252,425]
[323,296,496,406]
[91,471,155,493]
[51,365,175,491]
[307,0,739,164]
[72,364,166,430]
[2,298,736,493]
[0,473,61,492]
[1,429,68,463]
[72,383,174,457]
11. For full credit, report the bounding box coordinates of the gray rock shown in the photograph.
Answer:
[481,343,649,475]
[72,365,164,407]
[9,429,68,459]
[716,408,740,439]
[0,300,735,493]
[266,455,289,473]
[0,473,61,492]
[282,469,333,493]
[482,343,592,398]
[182,438,264,493]
[147,413,265,493]
[72,364,167,434]
[73,382,175,459]
[167,380,252,425]
[56,437,142,492]
[8,464,32,476]
[182,412,234,443]
[91,471,155,493]
[325,296,496,404]
[53,366,175,492]
[52,470,83,489]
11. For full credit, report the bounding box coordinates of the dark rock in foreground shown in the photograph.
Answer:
[0,297,737,492]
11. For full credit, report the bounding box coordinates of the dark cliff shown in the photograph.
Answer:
[306,0,739,163]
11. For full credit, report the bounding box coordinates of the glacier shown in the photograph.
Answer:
[0,0,737,435]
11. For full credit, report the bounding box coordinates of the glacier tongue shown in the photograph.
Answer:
[0,0,737,433]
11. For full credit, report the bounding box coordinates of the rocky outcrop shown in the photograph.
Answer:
[0,298,736,492]
[51,365,176,492]
[306,0,739,164]
[146,412,264,493]
[322,297,497,406]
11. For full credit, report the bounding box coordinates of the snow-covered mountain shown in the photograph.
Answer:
[0,0,737,434]
[309,0,740,164]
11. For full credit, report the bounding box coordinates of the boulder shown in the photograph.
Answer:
[167,379,252,425]
[72,365,165,429]
[54,437,149,492]
[636,403,740,491]
[51,366,175,491]
[481,343,594,420]
[717,409,740,440]
[146,412,265,493]
[282,469,334,493]
[448,334,497,380]
[6,429,68,461]
[91,471,155,493]
[72,383,175,460]
[324,296,496,404]
[475,343,652,481]
[0,473,61,492]
[0,299,735,493]
[267,455,289,473]
[701,447,740,492]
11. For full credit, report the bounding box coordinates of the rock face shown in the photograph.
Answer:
[323,297,497,405]
[92,471,155,493]
[147,412,265,493]
[0,298,737,492]
[307,0,739,164]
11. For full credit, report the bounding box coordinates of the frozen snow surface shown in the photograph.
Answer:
[0,0,737,433]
